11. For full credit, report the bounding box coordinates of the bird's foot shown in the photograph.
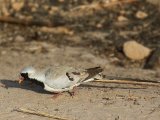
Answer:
[68,91,75,97]
[68,87,77,97]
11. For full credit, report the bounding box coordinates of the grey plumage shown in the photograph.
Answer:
[20,65,103,93]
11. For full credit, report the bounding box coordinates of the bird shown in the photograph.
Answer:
[19,65,103,97]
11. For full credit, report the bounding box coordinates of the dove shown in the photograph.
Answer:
[19,65,103,96]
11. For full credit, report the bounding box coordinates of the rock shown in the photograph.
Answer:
[123,40,151,60]
[135,11,148,19]
[2,6,10,16]
[31,7,37,12]
[14,35,25,42]
[12,2,24,11]
[114,16,129,27]
[27,46,43,53]
[96,23,103,28]
[24,42,50,53]
[1,50,7,55]
[117,15,128,22]
[49,7,59,15]
[59,0,65,3]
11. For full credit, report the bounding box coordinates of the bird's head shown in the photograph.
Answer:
[19,66,36,84]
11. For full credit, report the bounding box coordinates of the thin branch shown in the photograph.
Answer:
[13,108,70,120]
[39,26,74,35]
[93,79,160,87]
[0,16,52,27]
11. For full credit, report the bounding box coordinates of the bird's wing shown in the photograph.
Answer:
[44,66,103,89]
[44,66,78,89]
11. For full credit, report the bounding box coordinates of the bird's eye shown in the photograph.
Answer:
[20,73,24,77]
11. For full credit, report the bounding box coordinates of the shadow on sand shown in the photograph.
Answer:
[0,79,146,94]
[0,79,50,94]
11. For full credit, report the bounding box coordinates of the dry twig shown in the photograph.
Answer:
[39,26,74,35]
[94,79,160,87]
[13,108,69,120]
[0,16,52,26]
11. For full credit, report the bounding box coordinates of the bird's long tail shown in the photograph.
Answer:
[82,67,103,83]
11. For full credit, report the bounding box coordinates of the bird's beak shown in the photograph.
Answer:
[18,76,24,84]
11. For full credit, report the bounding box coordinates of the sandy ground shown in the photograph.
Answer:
[0,0,160,119]
[0,46,160,120]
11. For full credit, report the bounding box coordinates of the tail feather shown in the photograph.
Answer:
[83,67,103,82]
[66,67,103,83]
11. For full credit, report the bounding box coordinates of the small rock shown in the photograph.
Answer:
[123,40,151,60]
[54,108,59,111]
[43,5,49,10]
[2,6,10,16]
[31,7,37,12]
[14,35,25,42]
[12,2,24,11]
[27,46,43,53]
[1,50,7,55]
[96,23,103,28]
[49,7,59,15]
[8,37,13,41]
[135,11,148,19]
[117,15,128,22]
[25,42,49,54]
[59,0,65,3]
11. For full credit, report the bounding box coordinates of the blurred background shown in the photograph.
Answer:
[0,1,160,120]
[0,0,159,77]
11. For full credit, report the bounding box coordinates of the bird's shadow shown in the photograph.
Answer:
[0,79,51,94]
[0,79,146,94]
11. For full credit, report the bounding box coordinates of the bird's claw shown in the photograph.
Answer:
[68,91,75,97]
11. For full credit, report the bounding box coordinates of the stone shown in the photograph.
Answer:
[123,40,151,60]
[12,2,24,11]
[117,15,128,22]
[14,35,25,42]
[135,11,148,19]
[1,50,7,55]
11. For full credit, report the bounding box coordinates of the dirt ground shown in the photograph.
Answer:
[0,46,160,120]
[0,0,160,120]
